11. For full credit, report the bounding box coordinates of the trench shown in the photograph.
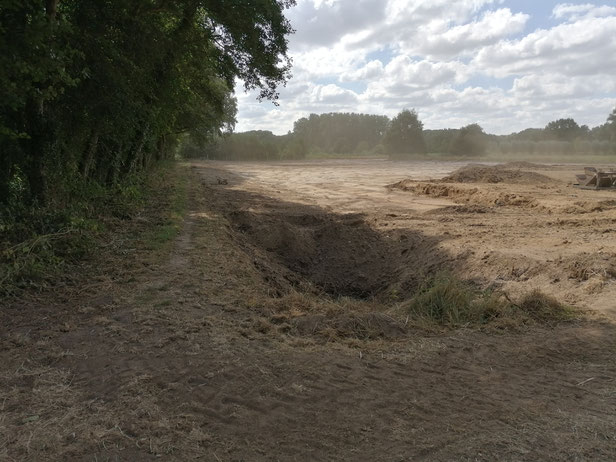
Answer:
[226,207,449,302]
[201,165,455,304]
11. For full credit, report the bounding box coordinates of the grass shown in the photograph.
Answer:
[251,273,576,343]
[400,272,576,328]
[0,162,187,295]
[142,166,188,250]
[517,289,577,322]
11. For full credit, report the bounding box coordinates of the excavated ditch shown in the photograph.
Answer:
[226,208,447,301]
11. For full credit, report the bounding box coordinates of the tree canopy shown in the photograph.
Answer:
[292,112,389,155]
[0,0,295,206]
[383,109,427,156]
[544,118,582,141]
[450,124,487,156]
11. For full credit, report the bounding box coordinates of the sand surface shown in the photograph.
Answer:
[215,159,616,316]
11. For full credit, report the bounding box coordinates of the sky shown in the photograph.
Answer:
[234,0,616,135]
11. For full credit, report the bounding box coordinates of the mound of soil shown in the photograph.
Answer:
[442,166,556,185]
[499,161,552,169]
[389,180,539,208]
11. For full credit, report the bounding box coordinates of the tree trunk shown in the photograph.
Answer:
[20,0,60,203]
[81,129,100,179]
[128,125,150,175]
[46,0,59,22]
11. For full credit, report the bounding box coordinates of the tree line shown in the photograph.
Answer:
[0,0,295,210]
[196,108,616,160]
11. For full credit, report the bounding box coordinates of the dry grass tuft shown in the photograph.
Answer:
[517,289,576,322]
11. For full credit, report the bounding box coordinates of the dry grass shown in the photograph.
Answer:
[252,291,406,341]
[247,274,578,344]
[517,289,577,322]
[397,273,577,329]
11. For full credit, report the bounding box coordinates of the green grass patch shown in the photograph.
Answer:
[142,166,188,250]
[400,272,576,328]
[0,162,187,295]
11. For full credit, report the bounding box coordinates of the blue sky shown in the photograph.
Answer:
[235,1,616,135]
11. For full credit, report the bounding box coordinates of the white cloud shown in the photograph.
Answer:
[340,60,384,82]
[511,74,616,99]
[313,84,359,104]
[288,0,386,49]
[552,3,616,21]
[414,8,528,58]
[235,1,616,135]
[473,15,616,77]
[362,57,469,101]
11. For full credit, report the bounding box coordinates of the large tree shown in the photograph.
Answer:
[292,112,389,155]
[383,109,427,156]
[449,124,487,156]
[544,118,582,141]
[0,0,295,205]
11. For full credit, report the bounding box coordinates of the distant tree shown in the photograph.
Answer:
[449,124,487,156]
[293,112,389,155]
[608,107,616,125]
[383,109,427,156]
[544,118,581,141]
[424,128,459,154]
[607,108,616,140]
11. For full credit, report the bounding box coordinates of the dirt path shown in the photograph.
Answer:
[2,163,616,461]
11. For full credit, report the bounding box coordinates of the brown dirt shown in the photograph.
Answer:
[2,160,616,461]
[440,165,557,185]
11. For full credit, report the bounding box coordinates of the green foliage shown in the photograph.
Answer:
[293,112,390,156]
[402,273,575,328]
[0,0,295,290]
[545,118,582,141]
[0,162,187,294]
[202,107,616,161]
[383,109,427,157]
[450,123,487,156]
[181,130,307,161]
[404,273,506,326]
[423,129,459,154]
[0,0,295,207]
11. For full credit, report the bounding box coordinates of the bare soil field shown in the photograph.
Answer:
[2,160,616,461]
[217,159,616,315]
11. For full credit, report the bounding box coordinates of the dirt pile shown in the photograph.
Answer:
[500,161,552,169]
[441,165,556,184]
[389,180,539,208]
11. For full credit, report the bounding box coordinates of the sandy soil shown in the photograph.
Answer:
[2,160,616,461]
[216,159,616,316]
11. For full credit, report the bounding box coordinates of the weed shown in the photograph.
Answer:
[0,162,186,295]
[400,272,575,328]
[402,272,508,326]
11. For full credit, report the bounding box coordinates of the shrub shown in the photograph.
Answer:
[402,273,575,328]
[404,273,509,326]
